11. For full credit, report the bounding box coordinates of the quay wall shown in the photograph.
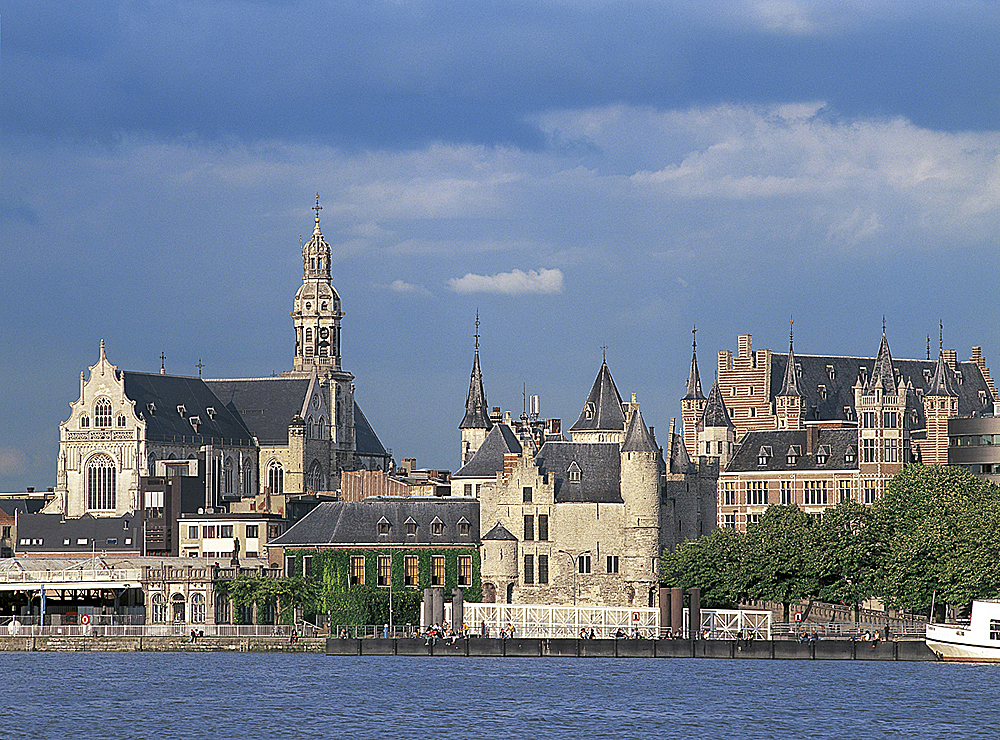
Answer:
[0,637,324,653]
[326,637,938,661]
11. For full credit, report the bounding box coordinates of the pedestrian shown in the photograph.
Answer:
[383,623,390,639]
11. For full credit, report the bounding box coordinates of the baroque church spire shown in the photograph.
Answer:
[778,319,804,397]
[292,194,343,373]
[459,311,492,430]
[683,327,705,401]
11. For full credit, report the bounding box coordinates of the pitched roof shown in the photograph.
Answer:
[725,428,859,473]
[354,401,389,457]
[123,372,255,446]
[700,379,735,430]
[621,409,657,453]
[14,513,144,554]
[533,441,623,504]
[926,352,959,398]
[569,362,626,432]
[459,349,492,430]
[453,424,521,478]
[205,377,311,445]
[866,331,897,393]
[778,331,805,397]
[482,521,518,541]
[267,498,480,547]
[683,336,705,401]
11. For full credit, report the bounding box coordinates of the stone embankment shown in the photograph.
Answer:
[0,636,325,653]
[327,637,938,661]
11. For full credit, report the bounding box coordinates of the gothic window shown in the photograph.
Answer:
[80,414,90,428]
[306,460,323,492]
[223,458,234,495]
[148,453,157,476]
[318,418,326,439]
[243,460,253,495]
[95,399,113,427]
[267,461,284,494]
[86,454,116,511]
[116,414,127,427]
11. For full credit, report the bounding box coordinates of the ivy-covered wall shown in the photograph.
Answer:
[218,548,481,626]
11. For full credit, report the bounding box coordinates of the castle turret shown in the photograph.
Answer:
[922,341,960,466]
[459,313,492,466]
[570,356,627,445]
[621,407,661,608]
[698,378,736,467]
[681,328,707,456]
[775,321,805,430]
[480,521,519,605]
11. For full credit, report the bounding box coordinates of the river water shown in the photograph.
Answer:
[2,652,997,739]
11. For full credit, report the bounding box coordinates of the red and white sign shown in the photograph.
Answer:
[80,614,91,625]
[793,612,803,623]
[632,612,640,622]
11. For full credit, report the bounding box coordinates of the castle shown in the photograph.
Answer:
[49,197,391,518]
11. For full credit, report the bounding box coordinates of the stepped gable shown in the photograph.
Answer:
[123,372,254,445]
[453,424,521,478]
[269,498,480,547]
[700,379,735,430]
[533,441,623,504]
[621,408,657,453]
[725,428,859,473]
[205,377,312,445]
[926,351,960,398]
[482,521,518,541]
[765,353,993,427]
[569,361,627,432]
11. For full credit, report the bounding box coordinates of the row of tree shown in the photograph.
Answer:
[661,465,1000,620]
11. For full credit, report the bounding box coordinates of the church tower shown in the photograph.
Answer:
[292,194,343,373]
[775,321,805,430]
[459,313,493,466]
[680,328,706,456]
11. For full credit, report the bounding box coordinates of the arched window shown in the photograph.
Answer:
[191,593,206,623]
[150,593,167,624]
[307,418,314,439]
[306,460,324,492]
[171,593,186,622]
[148,453,157,476]
[212,456,222,502]
[318,418,326,439]
[243,460,253,495]
[267,461,284,494]
[214,591,232,624]
[87,454,116,511]
[116,414,127,428]
[95,399,113,427]
[223,458,234,495]
[80,415,90,428]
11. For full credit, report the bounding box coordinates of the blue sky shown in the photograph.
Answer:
[2,1,1000,491]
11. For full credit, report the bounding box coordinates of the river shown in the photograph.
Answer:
[2,652,997,739]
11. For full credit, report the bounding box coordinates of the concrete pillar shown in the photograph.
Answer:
[688,587,701,639]
[659,585,671,637]
[431,588,445,627]
[670,587,683,637]
[452,588,464,632]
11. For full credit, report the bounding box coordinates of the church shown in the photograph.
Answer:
[49,197,392,519]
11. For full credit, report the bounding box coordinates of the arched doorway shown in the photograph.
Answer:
[171,593,186,622]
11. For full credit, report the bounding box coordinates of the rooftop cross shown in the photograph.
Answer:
[196,358,205,377]
[160,351,166,374]
[313,193,322,224]
[601,345,608,363]
[474,309,480,351]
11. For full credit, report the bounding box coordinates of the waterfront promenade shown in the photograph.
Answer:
[0,635,325,653]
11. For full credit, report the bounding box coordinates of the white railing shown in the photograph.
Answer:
[696,609,772,640]
[0,622,302,639]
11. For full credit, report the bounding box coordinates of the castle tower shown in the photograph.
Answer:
[854,325,908,502]
[922,344,960,466]
[698,378,736,467]
[681,328,707,456]
[621,407,662,608]
[569,355,628,445]
[775,321,805,430]
[480,522,519,604]
[459,313,492,466]
[292,194,344,373]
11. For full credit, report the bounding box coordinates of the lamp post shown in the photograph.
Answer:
[557,549,591,607]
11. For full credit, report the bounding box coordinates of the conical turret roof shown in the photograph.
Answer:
[459,348,492,430]
[926,351,959,398]
[700,379,735,429]
[866,329,897,393]
[683,329,705,401]
[622,408,657,452]
[570,360,626,432]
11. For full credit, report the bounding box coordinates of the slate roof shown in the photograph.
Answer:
[778,332,805,397]
[533,441,623,504]
[482,521,518,541]
[927,352,960,398]
[354,402,389,457]
[700,379,735,430]
[14,514,144,554]
[459,349,492,430]
[205,377,312,445]
[0,499,47,516]
[268,498,480,547]
[123,372,255,446]
[621,409,657,453]
[569,362,627,432]
[683,339,705,400]
[453,424,521,478]
[765,351,993,428]
[867,332,898,393]
[725,428,859,473]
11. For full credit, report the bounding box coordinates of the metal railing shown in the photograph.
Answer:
[0,622,309,639]
[770,621,927,639]
[331,624,420,639]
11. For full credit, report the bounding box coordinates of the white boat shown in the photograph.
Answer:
[925,599,1000,662]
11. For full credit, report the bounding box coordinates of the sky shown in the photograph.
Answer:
[2,1,1000,492]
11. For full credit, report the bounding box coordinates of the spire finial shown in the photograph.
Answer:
[601,345,608,363]
[160,351,166,375]
[882,315,886,334]
[99,338,106,360]
[474,309,480,351]
[789,316,794,346]
[196,358,205,378]
[313,193,322,224]
[939,320,943,351]
[692,326,697,351]
[927,334,931,360]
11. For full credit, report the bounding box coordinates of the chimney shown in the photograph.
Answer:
[806,426,818,456]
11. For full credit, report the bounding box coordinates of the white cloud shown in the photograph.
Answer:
[448,268,564,295]
[0,447,27,476]
[386,279,432,297]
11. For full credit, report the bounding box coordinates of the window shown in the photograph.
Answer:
[818,385,827,401]
[116,414,127,427]
[350,555,365,585]
[578,555,591,574]
[568,465,581,482]
[303,555,313,578]
[607,555,619,574]
[884,411,898,429]
[431,517,444,536]
[747,481,768,506]
[787,445,801,465]
[804,480,828,505]
[522,487,533,503]
[845,447,857,465]
[524,554,535,585]
[749,407,757,418]
[780,480,793,505]
[95,398,113,427]
[202,525,216,539]
[990,620,1000,641]
[816,446,830,465]
[219,525,233,538]
[862,412,876,428]
[80,414,90,428]
[458,555,472,587]
[86,454,116,511]
[150,593,167,624]
[266,461,284,494]
[885,438,899,463]
[537,513,549,541]
[747,513,761,525]
[306,460,323,492]
[862,438,877,463]
[187,526,198,539]
[585,402,595,420]
[723,481,738,506]
[838,480,853,503]
[378,555,391,587]
[863,483,877,504]
[404,555,419,586]
[431,555,445,586]
[245,525,259,539]
[191,593,206,624]
[724,513,736,529]
[523,515,534,541]
[464,484,473,496]
[378,518,390,535]
[758,446,772,466]
[458,518,470,536]
[405,518,417,536]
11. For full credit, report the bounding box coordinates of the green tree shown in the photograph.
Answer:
[661,526,745,608]
[812,500,875,619]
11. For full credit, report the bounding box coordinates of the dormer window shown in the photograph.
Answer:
[457,516,470,536]
[955,370,963,384]
[584,402,595,420]
[430,517,444,536]
[826,365,835,381]
[177,404,187,418]
[206,407,216,420]
[758,446,772,466]
[923,369,932,382]
[859,367,867,382]
[568,461,582,482]
[795,363,802,377]
[189,416,201,432]
[377,517,390,536]
[844,406,853,420]
[980,391,988,405]
[816,445,831,465]
[147,402,156,415]
[818,385,827,400]
[405,517,417,536]
[787,445,801,465]
[845,446,856,465]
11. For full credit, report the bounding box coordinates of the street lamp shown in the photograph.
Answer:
[557,549,591,607]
